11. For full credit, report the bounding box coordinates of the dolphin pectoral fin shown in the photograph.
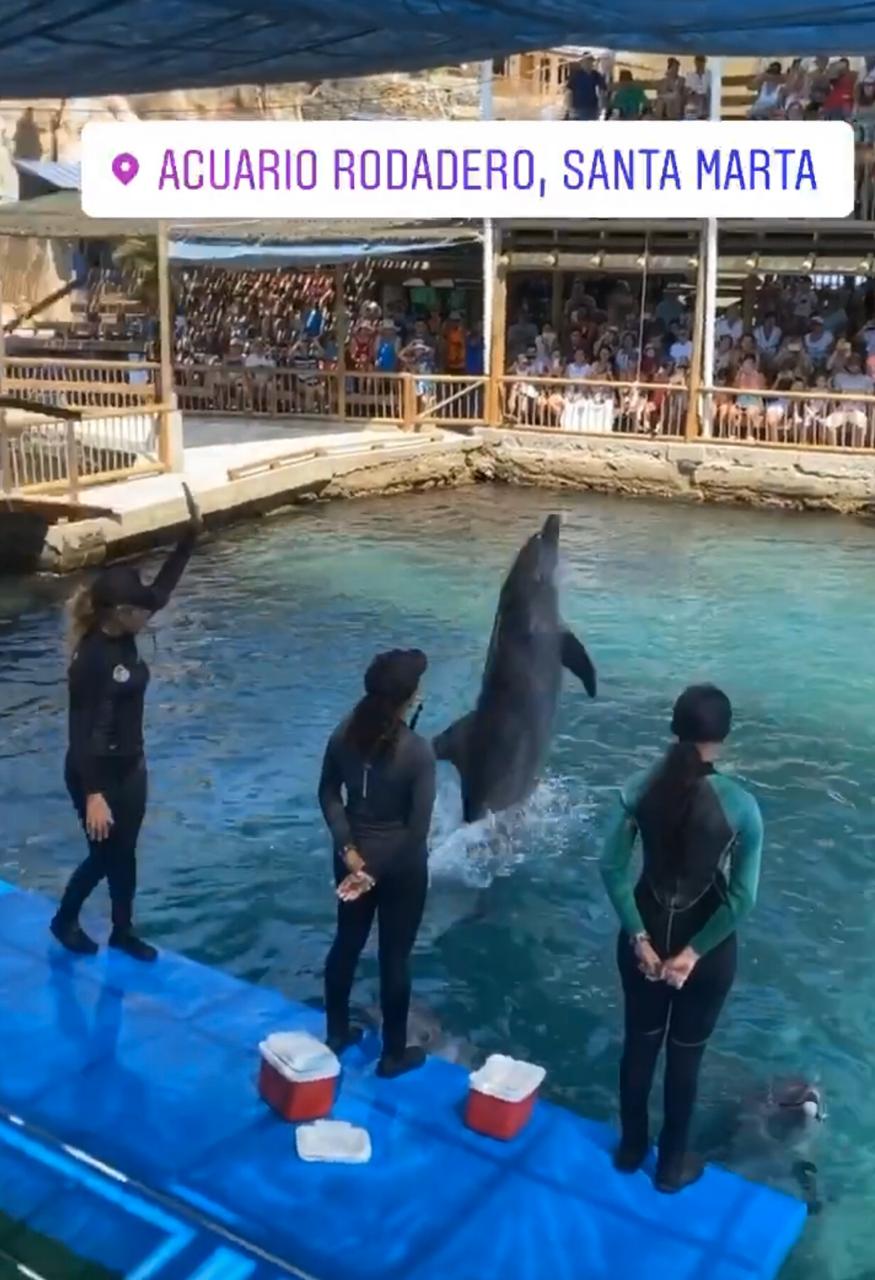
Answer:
[433,712,475,773]
[561,630,597,697]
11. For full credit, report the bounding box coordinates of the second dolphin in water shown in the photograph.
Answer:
[433,514,596,822]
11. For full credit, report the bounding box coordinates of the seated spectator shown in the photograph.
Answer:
[734,353,767,434]
[855,79,875,142]
[684,55,711,117]
[823,57,856,119]
[655,57,685,120]
[610,69,649,120]
[782,58,810,110]
[507,308,539,360]
[829,353,874,445]
[807,55,832,110]
[714,334,735,379]
[803,316,834,365]
[441,312,467,374]
[750,63,785,119]
[715,303,744,344]
[374,321,400,373]
[754,311,783,361]
[614,331,640,377]
[566,346,591,379]
[669,322,693,365]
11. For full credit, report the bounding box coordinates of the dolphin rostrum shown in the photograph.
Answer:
[433,514,595,823]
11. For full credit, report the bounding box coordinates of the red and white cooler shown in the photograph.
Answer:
[465,1054,547,1141]
[258,1032,340,1123]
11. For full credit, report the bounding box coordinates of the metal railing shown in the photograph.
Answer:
[3,357,160,411]
[703,384,875,450]
[0,405,169,498]
[498,376,688,437]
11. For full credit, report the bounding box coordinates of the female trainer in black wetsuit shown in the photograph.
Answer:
[600,685,763,1193]
[51,486,202,963]
[318,648,436,1078]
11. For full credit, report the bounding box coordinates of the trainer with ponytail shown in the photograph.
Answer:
[600,685,763,1193]
[318,649,435,1077]
[52,484,202,963]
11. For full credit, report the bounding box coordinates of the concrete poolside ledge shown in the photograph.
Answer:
[8,419,875,574]
[479,428,875,515]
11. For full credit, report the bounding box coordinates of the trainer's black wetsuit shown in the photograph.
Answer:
[57,532,194,932]
[601,764,763,1168]
[319,721,436,1056]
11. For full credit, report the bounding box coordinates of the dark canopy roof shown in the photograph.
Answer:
[0,1,871,97]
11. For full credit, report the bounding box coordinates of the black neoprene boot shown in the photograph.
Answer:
[613,1138,649,1174]
[376,1046,426,1078]
[109,928,158,963]
[326,1027,364,1054]
[654,1152,705,1194]
[50,915,98,956]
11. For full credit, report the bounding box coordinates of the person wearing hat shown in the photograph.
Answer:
[600,685,763,1193]
[318,648,435,1077]
[51,485,202,962]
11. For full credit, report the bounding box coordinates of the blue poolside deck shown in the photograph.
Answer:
[0,880,806,1280]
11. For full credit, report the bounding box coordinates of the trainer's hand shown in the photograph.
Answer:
[634,936,663,981]
[85,793,114,842]
[662,947,700,990]
[181,482,203,533]
[337,871,375,903]
[343,845,365,874]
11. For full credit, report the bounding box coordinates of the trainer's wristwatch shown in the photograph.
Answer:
[631,931,650,947]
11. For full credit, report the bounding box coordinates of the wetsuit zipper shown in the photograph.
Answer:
[362,764,370,799]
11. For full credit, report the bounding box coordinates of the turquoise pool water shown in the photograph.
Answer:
[2,487,875,1280]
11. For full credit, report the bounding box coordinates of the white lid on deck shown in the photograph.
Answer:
[259,1031,340,1082]
[296,1119,372,1164]
[469,1054,546,1103]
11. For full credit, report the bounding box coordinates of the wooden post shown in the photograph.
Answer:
[488,226,507,427]
[335,262,347,421]
[156,222,174,466]
[685,229,708,441]
[65,419,79,501]
[551,266,563,334]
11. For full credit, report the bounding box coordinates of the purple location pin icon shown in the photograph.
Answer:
[111,152,139,186]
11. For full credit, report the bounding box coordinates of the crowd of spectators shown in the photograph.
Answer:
[502,276,693,432]
[499,273,875,443]
[711,277,875,445]
[564,52,875,137]
[171,265,485,413]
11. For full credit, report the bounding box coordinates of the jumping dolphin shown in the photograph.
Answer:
[433,514,596,823]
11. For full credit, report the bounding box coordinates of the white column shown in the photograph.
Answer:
[480,60,494,372]
[701,57,722,436]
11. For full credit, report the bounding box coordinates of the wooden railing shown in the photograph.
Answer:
[703,384,875,450]
[0,405,169,498]
[498,376,689,438]
[3,357,160,411]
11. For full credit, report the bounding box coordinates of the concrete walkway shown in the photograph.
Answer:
[41,414,470,568]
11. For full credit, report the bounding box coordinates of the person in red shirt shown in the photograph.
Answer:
[823,58,856,119]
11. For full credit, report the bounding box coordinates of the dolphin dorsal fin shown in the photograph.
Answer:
[432,712,475,775]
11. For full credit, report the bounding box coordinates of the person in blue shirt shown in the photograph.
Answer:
[566,53,607,121]
[465,323,484,375]
[375,322,400,373]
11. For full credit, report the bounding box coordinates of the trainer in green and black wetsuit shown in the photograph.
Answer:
[600,684,763,1194]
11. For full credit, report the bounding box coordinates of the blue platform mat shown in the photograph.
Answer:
[0,883,806,1280]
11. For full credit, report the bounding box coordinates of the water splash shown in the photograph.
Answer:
[428,769,594,889]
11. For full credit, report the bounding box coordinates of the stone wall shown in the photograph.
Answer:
[477,429,875,514]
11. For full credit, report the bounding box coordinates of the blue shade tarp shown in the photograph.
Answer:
[0,1,872,98]
[168,237,479,266]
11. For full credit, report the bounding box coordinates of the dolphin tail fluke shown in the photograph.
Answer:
[561,630,597,697]
[432,712,474,774]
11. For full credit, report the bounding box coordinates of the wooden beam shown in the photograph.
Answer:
[156,221,174,467]
[334,262,347,421]
[488,228,507,427]
[685,232,708,441]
